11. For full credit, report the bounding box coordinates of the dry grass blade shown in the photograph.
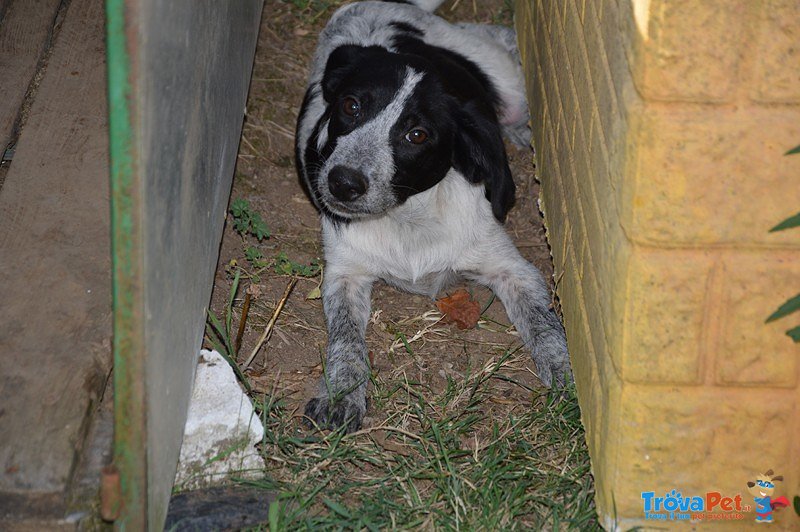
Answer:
[244,278,297,368]
[235,291,252,355]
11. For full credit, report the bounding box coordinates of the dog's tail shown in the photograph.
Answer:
[383,0,445,12]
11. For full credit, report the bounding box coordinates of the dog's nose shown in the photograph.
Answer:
[328,166,368,202]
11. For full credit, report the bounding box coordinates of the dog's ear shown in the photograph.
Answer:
[322,45,384,103]
[452,102,516,222]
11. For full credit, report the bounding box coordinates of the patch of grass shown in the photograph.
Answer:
[238,353,598,530]
[491,0,515,25]
[285,0,347,24]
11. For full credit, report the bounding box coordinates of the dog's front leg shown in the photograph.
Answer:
[304,271,374,432]
[468,243,571,387]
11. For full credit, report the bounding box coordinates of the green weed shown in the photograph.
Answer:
[273,251,321,277]
[230,198,271,241]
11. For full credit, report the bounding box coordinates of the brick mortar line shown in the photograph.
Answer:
[619,381,799,393]
[623,241,800,253]
[631,98,800,110]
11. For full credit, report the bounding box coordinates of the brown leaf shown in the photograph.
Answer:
[371,430,412,457]
[436,289,481,330]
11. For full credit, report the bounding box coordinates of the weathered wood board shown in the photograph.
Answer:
[0,0,61,151]
[107,0,263,528]
[0,0,111,499]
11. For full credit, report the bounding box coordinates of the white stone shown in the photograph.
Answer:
[174,349,265,489]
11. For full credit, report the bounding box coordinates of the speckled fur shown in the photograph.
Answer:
[298,0,570,432]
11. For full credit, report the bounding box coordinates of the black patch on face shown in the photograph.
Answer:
[303,46,412,221]
[387,77,456,202]
[298,85,348,223]
[321,46,459,207]
[386,36,515,220]
[391,34,502,114]
[322,46,408,138]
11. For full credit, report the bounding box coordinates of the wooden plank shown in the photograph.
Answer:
[0,0,111,497]
[107,0,263,528]
[0,0,61,151]
[136,2,263,526]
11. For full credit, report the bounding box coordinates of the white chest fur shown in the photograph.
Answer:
[322,171,510,296]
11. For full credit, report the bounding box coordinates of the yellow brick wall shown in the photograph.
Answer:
[515,0,800,528]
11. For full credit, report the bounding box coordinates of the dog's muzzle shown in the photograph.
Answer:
[328,165,368,202]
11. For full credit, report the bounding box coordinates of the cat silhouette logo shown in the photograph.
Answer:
[747,470,790,523]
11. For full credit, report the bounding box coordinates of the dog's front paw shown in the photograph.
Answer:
[304,392,366,433]
[530,324,572,388]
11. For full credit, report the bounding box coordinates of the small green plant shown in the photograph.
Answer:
[766,145,800,343]
[230,198,270,241]
[244,246,269,268]
[274,251,321,277]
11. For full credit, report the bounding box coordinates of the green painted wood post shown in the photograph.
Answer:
[105,1,263,528]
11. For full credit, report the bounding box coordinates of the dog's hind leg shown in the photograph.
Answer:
[456,23,520,62]
[304,271,374,432]
[466,237,571,387]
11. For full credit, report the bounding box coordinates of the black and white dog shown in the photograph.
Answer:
[296,0,570,432]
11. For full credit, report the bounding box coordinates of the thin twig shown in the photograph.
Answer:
[235,292,252,356]
[244,278,297,369]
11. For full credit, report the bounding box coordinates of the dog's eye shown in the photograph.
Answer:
[405,128,428,144]
[341,96,360,117]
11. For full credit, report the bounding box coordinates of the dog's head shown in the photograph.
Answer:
[302,43,515,222]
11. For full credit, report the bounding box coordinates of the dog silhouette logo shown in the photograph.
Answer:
[747,470,790,523]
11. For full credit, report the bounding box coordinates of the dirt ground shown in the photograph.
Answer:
[208,0,558,426]
[204,2,597,527]
[206,0,597,530]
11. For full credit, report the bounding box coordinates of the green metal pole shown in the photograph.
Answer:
[105,0,147,528]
